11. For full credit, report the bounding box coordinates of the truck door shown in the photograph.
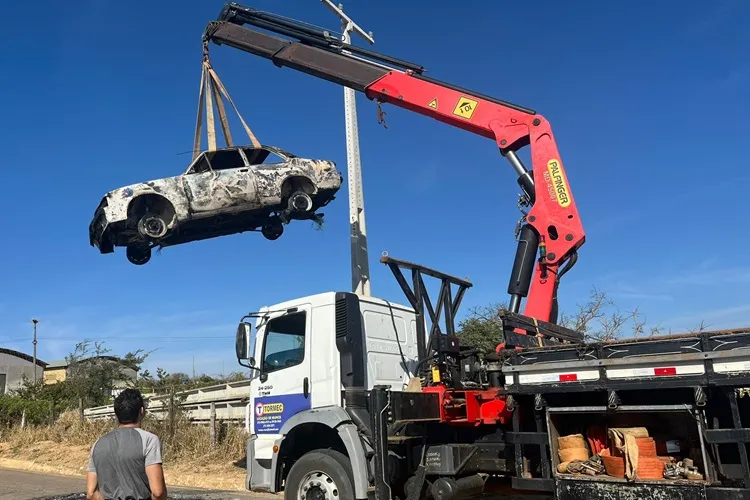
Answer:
[250,306,312,445]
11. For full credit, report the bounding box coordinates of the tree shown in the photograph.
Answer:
[456,287,667,352]
[65,340,150,408]
[557,288,664,342]
[455,302,507,354]
[13,340,151,415]
[137,367,247,395]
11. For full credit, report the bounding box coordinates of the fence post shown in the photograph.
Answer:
[169,386,176,441]
[79,397,84,423]
[48,400,54,426]
[210,402,217,446]
[20,409,26,428]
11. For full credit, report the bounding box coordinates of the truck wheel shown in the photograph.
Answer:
[284,449,355,500]
[126,245,151,265]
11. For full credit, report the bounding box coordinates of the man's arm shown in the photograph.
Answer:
[86,472,104,500]
[145,464,167,500]
[86,441,104,500]
[143,433,167,500]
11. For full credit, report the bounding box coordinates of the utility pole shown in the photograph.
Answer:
[320,0,374,296]
[31,318,39,384]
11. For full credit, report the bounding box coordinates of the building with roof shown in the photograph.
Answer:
[0,348,47,395]
[43,356,138,396]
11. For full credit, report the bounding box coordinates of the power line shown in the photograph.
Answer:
[0,335,236,344]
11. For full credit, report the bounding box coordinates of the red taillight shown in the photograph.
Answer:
[654,367,677,376]
[559,374,578,382]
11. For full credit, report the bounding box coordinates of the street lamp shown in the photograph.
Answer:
[31,319,39,384]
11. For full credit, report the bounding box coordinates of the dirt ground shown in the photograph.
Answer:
[0,441,264,494]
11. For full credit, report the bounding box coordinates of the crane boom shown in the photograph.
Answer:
[204,4,586,325]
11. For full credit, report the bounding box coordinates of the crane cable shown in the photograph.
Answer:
[192,45,261,161]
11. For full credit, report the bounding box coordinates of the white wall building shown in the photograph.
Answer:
[0,348,46,395]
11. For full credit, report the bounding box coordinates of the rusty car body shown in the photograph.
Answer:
[89,145,342,265]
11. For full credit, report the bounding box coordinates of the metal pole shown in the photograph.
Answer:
[320,1,374,297]
[31,319,39,385]
[343,25,371,296]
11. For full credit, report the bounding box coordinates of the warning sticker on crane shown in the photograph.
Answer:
[428,98,438,109]
[453,96,478,119]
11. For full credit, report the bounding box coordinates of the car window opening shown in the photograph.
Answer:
[243,148,287,166]
[207,149,246,171]
[186,147,295,175]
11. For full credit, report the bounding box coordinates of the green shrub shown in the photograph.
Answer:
[0,395,52,427]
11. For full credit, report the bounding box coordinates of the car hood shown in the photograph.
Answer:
[98,176,184,208]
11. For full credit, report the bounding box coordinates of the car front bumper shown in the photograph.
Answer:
[89,199,115,254]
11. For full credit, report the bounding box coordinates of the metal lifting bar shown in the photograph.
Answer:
[217,2,425,73]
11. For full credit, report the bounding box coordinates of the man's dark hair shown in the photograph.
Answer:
[114,388,144,424]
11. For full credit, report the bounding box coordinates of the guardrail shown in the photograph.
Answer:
[84,379,251,423]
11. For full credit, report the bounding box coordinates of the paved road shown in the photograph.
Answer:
[0,468,274,500]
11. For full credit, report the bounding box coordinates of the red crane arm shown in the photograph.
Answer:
[204,7,586,324]
[366,71,584,322]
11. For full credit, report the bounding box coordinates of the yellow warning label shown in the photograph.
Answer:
[427,98,438,109]
[453,96,478,119]
[431,365,441,383]
[546,159,571,207]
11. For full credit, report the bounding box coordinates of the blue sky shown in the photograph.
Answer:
[0,0,748,376]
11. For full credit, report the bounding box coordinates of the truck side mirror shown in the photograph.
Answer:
[236,321,261,373]
[236,322,252,361]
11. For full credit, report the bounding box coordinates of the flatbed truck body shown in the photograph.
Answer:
[234,279,750,500]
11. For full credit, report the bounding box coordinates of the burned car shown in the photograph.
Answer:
[89,145,342,265]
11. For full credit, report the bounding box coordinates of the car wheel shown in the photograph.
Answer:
[284,449,355,500]
[262,222,284,240]
[126,245,151,265]
[137,213,168,239]
[288,191,313,213]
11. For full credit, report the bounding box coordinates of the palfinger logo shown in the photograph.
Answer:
[546,159,571,207]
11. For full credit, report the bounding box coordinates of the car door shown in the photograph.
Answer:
[181,149,260,215]
[249,305,312,458]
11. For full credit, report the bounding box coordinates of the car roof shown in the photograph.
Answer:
[197,144,297,159]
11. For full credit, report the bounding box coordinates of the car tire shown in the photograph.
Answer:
[284,449,355,500]
[126,245,151,265]
[262,221,284,240]
[137,212,169,239]
[287,191,313,213]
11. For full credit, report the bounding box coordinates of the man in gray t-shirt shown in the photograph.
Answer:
[86,388,167,500]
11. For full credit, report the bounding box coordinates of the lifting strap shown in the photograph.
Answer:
[192,52,261,161]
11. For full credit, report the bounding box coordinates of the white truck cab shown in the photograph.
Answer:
[235,291,421,499]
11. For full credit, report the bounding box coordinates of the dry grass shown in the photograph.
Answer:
[0,410,250,491]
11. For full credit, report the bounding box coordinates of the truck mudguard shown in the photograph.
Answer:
[272,406,370,499]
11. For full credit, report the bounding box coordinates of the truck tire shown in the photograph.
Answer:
[284,449,355,500]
